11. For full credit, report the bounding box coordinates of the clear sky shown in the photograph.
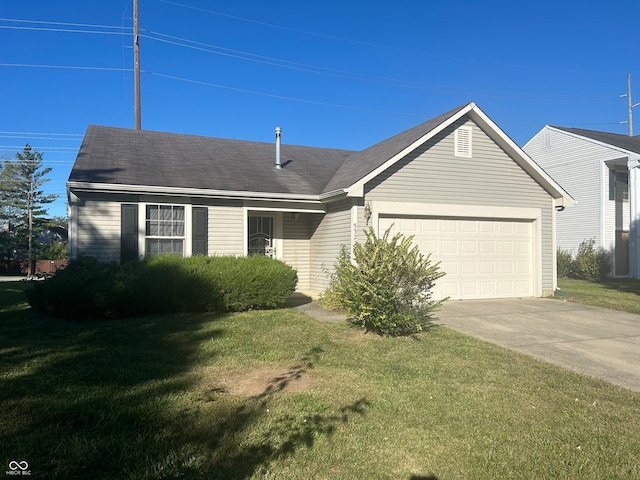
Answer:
[1,0,638,218]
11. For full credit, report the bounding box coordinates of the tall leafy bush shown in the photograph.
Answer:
[327,227,446,336]
[557,248,573,278]
[572,239,612,280]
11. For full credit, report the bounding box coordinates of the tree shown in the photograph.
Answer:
[0,145,57,276]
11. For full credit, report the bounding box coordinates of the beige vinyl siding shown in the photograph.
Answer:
[525,128,627,255]
[207,205,244,256]
[282,213,313,290]
[366,118,556,294]
[75,197,121,262]
[309,198,352,292]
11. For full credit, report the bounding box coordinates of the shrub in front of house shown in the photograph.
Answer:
[210,255,298,311]
[326,227,447,336]
[572,239,612,281]
[27,254,297,319]
[26,256,128,320]
[125,255,224,315]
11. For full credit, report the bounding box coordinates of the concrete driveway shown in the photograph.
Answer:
[437,297,640,392]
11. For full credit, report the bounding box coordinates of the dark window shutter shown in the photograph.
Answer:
[192,207,208,256]
[121,204,138,263]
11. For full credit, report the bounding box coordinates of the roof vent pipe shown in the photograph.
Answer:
[275,126,282,170]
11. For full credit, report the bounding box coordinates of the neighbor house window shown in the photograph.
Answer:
[616,171,629,202]
[145,205,185,256]
[454,126,472,158]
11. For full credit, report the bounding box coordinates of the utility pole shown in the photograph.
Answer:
[134,0,141,130]
[27,178,33,278]
[620,73,640,136]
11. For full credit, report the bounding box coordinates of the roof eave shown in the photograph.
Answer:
[547,126,640,157]
[66,181,328,204]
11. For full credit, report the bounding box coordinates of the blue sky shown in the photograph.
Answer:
[1,0,638,218]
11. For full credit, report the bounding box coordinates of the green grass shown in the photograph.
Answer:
[2,281,640,479]
[556,277,640,314]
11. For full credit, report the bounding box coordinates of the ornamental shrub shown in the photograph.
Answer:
[212,255,298,311]
[572,238,612,280]
[27,254,297,319]
[557,248,573,278]
[327,227,447,336]
[126,255,223,315]
[26,256,127,320]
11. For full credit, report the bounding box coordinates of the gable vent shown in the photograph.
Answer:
[454,126,472,158]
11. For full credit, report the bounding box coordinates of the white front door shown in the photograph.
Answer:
[248,215,275,257]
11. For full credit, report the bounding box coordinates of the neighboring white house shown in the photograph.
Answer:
[524,126,640,277]
[67,102,573,299]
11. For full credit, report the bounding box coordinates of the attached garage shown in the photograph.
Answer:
[379,215,535,300]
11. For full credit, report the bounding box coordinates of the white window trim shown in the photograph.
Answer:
[454,126,472,158]
[138,202,192,258]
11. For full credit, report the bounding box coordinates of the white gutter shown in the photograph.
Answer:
[66,181,347,204]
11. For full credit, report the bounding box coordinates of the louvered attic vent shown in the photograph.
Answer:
[454,126,472,158]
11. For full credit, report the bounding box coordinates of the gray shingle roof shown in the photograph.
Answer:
[551,126,640,155]
[69,103,472,197]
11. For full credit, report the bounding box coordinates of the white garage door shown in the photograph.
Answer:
[379,216,534,300]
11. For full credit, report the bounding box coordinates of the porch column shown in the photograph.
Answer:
[628,155,640,278]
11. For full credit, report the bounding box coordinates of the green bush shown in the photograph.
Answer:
[126,255,223,315]
[212,255,298,311]
[327,227,447,336]
[557,248,573,278]
[572,239,612,281]
[26,256,127,320]
[26,255,297,320]
[37,240,68,260]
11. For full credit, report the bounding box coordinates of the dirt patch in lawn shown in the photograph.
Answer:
[205,365,314,398]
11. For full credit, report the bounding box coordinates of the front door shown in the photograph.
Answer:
[615,230,629,276]
[248,215,275,257]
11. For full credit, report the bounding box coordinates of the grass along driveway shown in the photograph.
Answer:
[556,278,640,314]
[1,281,639,479]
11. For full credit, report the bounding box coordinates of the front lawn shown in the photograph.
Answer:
[2,281,639,479]
[556,277,640,314]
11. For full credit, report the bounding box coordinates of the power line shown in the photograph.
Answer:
[158,0,406,52]
[141,29,617,103]
[0,135,81,142]
[0,25,129,35]
[0,131,83,137]
[0,146,78,151]
[0,17,131,31]
[0,63,132,72]
[143,70,424,117]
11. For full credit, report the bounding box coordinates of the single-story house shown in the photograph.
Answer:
[524,126,640,277]
[67,102,573,300]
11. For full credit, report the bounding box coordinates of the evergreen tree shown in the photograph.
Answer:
[0,145,57,275]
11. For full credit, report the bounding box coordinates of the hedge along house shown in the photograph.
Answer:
[67,102,573,300]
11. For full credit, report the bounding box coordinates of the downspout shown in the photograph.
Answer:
[628,154,640,278]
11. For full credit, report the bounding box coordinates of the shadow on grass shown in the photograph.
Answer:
[0,301,223,479]
[594,278,640,296]
[0,283,372,479]
[190,345,371,479]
